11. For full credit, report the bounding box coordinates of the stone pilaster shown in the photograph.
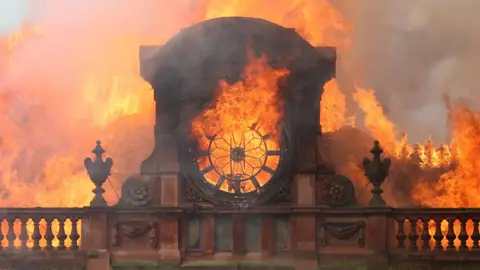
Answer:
[159,214,181,263]
[82,209,108,251]
[82,209,110,270]
[260,215,274,258]
[364,211,394,270]
[201,214,215,256]
[232,214,246,258]
[292,173,317,269]
[140,106,182,263]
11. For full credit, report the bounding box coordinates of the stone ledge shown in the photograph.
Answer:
[0,258,87,270]
[111,260,178,270]
[110,260,296,270]
[181,260,295,270]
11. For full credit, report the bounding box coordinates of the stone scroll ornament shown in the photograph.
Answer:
[318,221,366,247]
[112,221,158,248]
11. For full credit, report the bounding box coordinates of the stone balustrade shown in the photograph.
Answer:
[0,208,83,252]
[393,208,480,252]
[0,206,477,269]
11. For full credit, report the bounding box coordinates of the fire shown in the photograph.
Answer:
[413,105,480,208]
[191,52,287,193]
[0,0,349,210]
[320,79,354,132]
[350,86,454,168]
[4,22,41,69]
[0,15,154,209]
[395,135,453,168]
[352,86,397,153]
[319,77,475,249]
[202,0,351,48]
[0,0,475,248]
[320,82,457,207]
[6,23,40,50]
[0,0,349,249]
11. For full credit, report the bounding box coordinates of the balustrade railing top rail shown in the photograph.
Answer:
[2,206,480,215]
[391,208,480,216]
[2,206,479,214]
[0,207,85,215]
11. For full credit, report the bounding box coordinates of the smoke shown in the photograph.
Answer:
[334,0,480,143]
[0,1,28,34]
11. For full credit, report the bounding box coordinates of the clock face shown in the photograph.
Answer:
[190,127,287,198]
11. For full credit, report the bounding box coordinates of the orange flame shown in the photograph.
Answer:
[413,106,480,207]
[203,0,351,48]
[352,86,397,153]
[191,53,287,193]
[320,79,354,133]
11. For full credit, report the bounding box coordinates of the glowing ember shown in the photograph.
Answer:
[191,52,288,193]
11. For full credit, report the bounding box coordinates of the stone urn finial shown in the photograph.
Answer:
[362,140,391,207]
[84,140,113,207]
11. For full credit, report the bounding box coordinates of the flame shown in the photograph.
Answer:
[4,22,41,69]
[413,105,480,208]
[191,53,287,193]
[0,18,155,209]
[0,0,350,248]
[0,0,349,209]
[202,0,351,48]
[320,79,354,133]
[349,86,454,167]
[319,83,456,207]
[0,0,473,244]
[352,86,397,153]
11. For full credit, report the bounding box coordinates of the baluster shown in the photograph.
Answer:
[445,217,456,251]
[0,217,4,251]
[18,217,29,252]
[70,217,80,250]
[421,218,431,251]
[472,218,480,250]
[458,217,468,251]
[433,217,443,251]
[57,217,67,250]
[44,217,55,251]
[396,218,406,249]
[408,218,419,251]
[31,216,42,251]
[6,217,16,251]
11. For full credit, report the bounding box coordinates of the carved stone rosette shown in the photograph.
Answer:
[316,175,357,207]
[112,221,158,248]
[115,176,153,208]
